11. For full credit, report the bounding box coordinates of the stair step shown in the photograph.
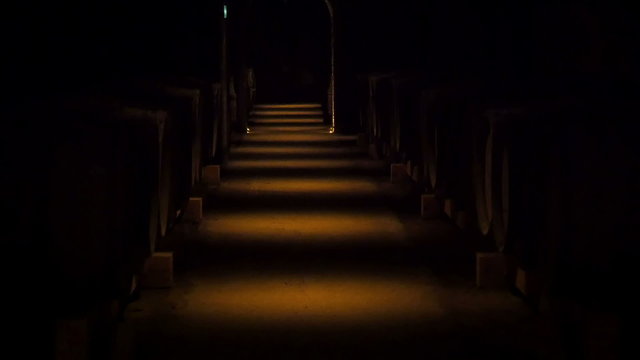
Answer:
[248,125,328,133]
[229,146,366,160]
[251,110,324,116]
[250,118,325,125]
[203,177,397,210]
[253,103,322,109]
[224,159,386,177]
[240,133,358,147]
[226,159,385,169]
[199,211,405,244]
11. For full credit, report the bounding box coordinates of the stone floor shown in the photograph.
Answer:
[115,104,541,359]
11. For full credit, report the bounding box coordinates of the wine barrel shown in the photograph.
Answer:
[472,110,493,236]
[117,106,168,257]
[43,98,167,313]
[419,89,444,193]
[486,109,514,252]
[162,86,202,186]
[109,82,199,236]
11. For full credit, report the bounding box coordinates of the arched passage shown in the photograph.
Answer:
[5,1,637,358]
[237,0,335,129]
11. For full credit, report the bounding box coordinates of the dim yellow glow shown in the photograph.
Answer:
[200,211,405,243]
[254,104,322,109]
[221,177,379,195]
[243,133,356,143]
[230,146,362,157]
[251,110,324,116]
[181,274,443,326]
[248,125,327,133]
[250,117,324,124]
[329,127,335,134]
[226,159,383,171]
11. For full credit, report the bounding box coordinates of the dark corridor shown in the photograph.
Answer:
[2,1,637,359]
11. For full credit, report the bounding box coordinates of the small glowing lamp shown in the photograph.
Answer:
[224,5,228,19]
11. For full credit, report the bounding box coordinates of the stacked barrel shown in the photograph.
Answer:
[3,75,230,358]
[356,72,637,318]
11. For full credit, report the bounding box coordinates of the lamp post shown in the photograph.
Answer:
[220,2,229,157]
[324,0,335,133]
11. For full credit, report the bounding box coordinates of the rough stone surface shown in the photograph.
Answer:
[184,197,203,223]
[421,194,442,219]
[202,165,220,186]
[476,252,507,288]
[140,252,173,288]
[390,163,407,184]
[118,106,539,359]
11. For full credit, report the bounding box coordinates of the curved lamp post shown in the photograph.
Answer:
[323,0,336,133]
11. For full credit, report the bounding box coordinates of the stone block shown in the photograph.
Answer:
[391,163,408,184]
[455,210,470,229]
[202,165,220,186]
[140,252,173,288]
[368,143,380,160]
[516,267,540,297]
[56,318,89,360]
[356,133,367,147]
[411,165,422,183]
[476,252,507,288]
[184,197,203,223]
[444,198,455,219]
[421,194,442,219]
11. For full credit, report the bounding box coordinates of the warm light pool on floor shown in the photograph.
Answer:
[182,274,444,327]
[220,177,380,195]
[200,211,405,243]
